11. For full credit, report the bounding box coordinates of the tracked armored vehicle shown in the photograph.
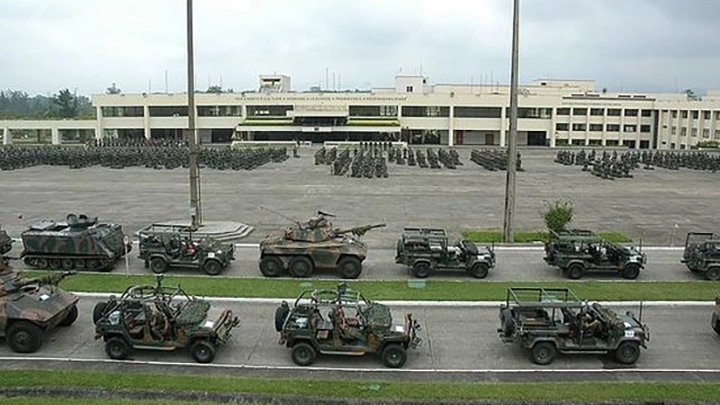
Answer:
[21,214,131,272]
[259,212,385,279]
[0,260,78,353]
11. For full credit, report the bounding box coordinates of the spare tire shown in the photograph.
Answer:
[501,308,515,337]
[93,302,107,325]
[275,303,290,332]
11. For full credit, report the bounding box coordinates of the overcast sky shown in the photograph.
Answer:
[1,0,718,96]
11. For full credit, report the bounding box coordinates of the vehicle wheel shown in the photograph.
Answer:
[531,342,557,365]
[622,263,641,280]
[35,258,48,269]
[501,308,515,337]
[202,259,222,276]
[7,321,43,353]
[275,304,290,332]
[288,256,314,278]
[259,256,284,277]
[86,259,100,271]
[74,259,86,270]
[291,342,316,366]
[61,259,74,270]
[338,256,362,279]
[93,302,107,325]
[713,318,720,335]
[615,341,641,364]
[412,262,431,278]
[59,305,78,327]
[191,339,217,363]
[150,257,168,274]
[470,262,489,279]
[705,267,720,281]
[566,263,584,280]
[381,344,407,368]
[105,337,131,360]
[48,259,61,270]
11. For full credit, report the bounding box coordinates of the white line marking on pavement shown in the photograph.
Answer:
[1,356,719,374]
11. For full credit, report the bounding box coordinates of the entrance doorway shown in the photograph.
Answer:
[527,131,547,146]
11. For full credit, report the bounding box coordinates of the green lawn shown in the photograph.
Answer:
[462,229,632,243]
[0,370,718,404]
[26,271,719,301]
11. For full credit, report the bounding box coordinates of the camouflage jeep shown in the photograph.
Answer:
[681,233,720,281]
[137,229,234,276]
[275,282,421,368]
[93,276,240,363]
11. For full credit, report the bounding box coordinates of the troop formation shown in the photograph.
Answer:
[470,149,524,171]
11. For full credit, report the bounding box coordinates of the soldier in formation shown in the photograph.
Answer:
[470,149,524,172]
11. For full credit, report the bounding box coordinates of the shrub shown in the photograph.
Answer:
[543,199,574,233]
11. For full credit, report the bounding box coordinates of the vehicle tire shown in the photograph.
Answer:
[59,305,78,327]
[7,321,43,353]
[713,318,720,335]
[74,259,86,270]
[35,258,48,269]
[259,256,284,277]
[470,262,489,279]
[105,337,131,360]
[288,256,314,278]
[381,344,407,368]
[566,263,584,280]
[291,342,316,366]
[202,259,222,276]
[191,339,217,363]
[705,267,720,281]
[150,257,168,274]
[622,263,641,280]
[337,256,362,279]
[93,302,107,325]
[412,261,431,278]
[86,259,100,271]
[531,341,557,365]
[61,259,74,270]
[49,259,61,270]
[501,308,515,337]
[275,304,290,332]
[615,341,641,364]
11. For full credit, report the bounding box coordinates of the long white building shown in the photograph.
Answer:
[3,74,720,150]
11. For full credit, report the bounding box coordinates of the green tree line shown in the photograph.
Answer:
[0,89,95,119]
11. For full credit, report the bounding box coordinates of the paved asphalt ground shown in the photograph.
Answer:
[1,148,719,248]
[1,298,718,382]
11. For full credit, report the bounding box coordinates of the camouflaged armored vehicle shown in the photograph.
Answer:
[544,230,646,279]
[395,227,495,278]
[713,296,720,335]
[137,226,234,276]
[499,287,649,365]
[259,212,385,279]
[0,260,78,353]
[93,276,240,363]
[682,233,720,281]
[275,283,421,368]
[20,214,131,272]
[0,227,12,256]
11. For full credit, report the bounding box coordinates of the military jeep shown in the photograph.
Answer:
[93,276,240,363]
[138,229,234,276]
[681,233,720,281]
[498,287,650,365]
[275,283,421,368]
[395,228,495,278]
[544,231,646,279]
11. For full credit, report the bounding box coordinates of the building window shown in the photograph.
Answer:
[197,105,242,117]
[671,126,676,135]
[555,123,569,131]
[406,86,413,92]
[623,125,637,132]
[607,109,621,116]
[101,106,144,117]
[517,107,552,119]
[715,111,720,120]
[349,105,398,117]
[606,140,619,146]
[589,124,603,132]
[572,108,587,116]
[556,108,570,115]
[703,128,710,138]
[590,108,604,116]
[680,127,687,136]
[641,110,652,117]
[639,140,650,149]
[572,123,586,131]
[454,107,502,118]
[691,128,698,137]
[148,106,188,117]
[555,139,569,146]
[640,125,651,133]
[715,129,720,139]
[682,111,688,119]
[401,106,449,117]
[672,111,678,119]
[571,139,585,146]
[692,111,699,119]
[623,140,636,148]
[607,124,620,132]
[670,143,676,149]
[703,111,711,120]
[589,139,602,146]
[624,109,638,117]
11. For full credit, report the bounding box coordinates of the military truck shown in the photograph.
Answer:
[395,227,495,278]
[0,227,12,256]
[137,228,234,276]
[259,212,385,279]
[0,260,78,353]
[498,287,649,365]
[681,232,720,281]
[93,276,240,363]
[20,214,131,272]
[712,296,720,335]
[544,231,645,279]
[275,282,421,368]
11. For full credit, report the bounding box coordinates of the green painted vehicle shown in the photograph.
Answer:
[0,228,12,256]
[499,287,650,365]
[93,276,240,363]
[20,214,131,272]
[544,230,646,279]
[681,233,720,281]
[712,296,720,335]
[275,283,421,368]
[137,227,234,276]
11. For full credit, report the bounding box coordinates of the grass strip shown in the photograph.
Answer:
[0,399,201,405]
[25,271,720,301]
[0,369,719,403]
[461,230,632,243]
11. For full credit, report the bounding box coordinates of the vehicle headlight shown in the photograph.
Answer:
[216,250,223,254]
[392,324,405,333]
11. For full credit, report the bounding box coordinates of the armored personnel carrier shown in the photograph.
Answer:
[259,211,385,279]
[0,260,78,353]
[20,214,131,272]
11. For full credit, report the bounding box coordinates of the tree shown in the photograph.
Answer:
[52,89,78,118]
[206,85,223,94]
[542,199,574,234]
[106,83,122,94]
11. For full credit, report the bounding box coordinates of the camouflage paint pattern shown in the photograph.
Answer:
[0,229,12,256]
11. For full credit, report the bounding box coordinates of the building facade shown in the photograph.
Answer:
[3,75,720,150]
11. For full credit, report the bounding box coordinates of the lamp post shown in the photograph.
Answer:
[502,0,520,242]
[186,0,202,228]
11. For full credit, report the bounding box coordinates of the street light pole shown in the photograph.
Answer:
[503,0,520,242]
[186,0,202,228]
